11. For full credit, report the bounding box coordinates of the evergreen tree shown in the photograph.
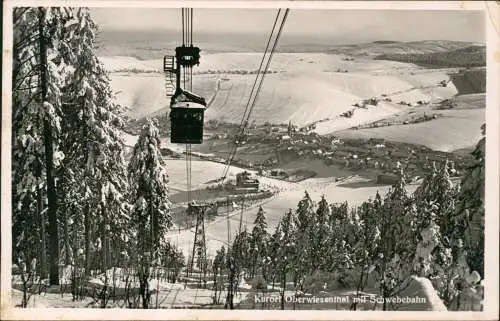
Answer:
[56,7,130,274]
[383,168,416,262]
[232,228,252,274]
[324,201,350,273]
[161,241,185,283]
[293,192,315,286]
[312,196,330,269]
[275,210,296,309]
[350,197,381,310]
[375,169,417,310]
[267,225,282,289]
[12,7,75,285]
[414,162,440,203]
[452,125,485,276]
[250,206,269,279]
[212,246,226,304]
[415,160,457,239]
[295,191,314,232]
[128,120,172,308]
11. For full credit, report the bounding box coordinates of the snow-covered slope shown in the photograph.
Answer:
[103,53,458,130]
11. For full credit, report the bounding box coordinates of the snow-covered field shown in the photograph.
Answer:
[103,53,458,130]
[335,108,484,152]
[102,52,486,151]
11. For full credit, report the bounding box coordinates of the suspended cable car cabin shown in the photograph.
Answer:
[166,43,207,144]
[169,88,207,144]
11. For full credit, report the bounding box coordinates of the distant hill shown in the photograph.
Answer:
[96,29,484,58]
[371,40,402,45]
[326,40,484,57]
[373,45,486,68]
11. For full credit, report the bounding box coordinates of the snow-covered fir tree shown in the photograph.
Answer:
[128,120,172,256]
[212,246,226,304]
[374,169,418,309]
[292,192,315,284]
[452,125,485,277]
[325,201,351,273]
[12,7,75,285]
[312,196,330,269]
[274,209,296,309]
[161,241,185,283]
[232,228,252,275]
[350,195,383,309]
[250,206,269,279]
[295,191,315,232]
[128,120,172,308]
[55,8,130,274]
[414,160,457,239]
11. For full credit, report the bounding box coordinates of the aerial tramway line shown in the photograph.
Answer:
[163,9,208,277]
[162,8,289,282]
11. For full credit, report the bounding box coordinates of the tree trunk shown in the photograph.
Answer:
[102,203,108,273]
[38,7,59,286]
[84,204,91,275]
[140,274,149,309]
[280,269,286,310]
[63,209,71,265]
[226,268,234,309]
[37,176,47,280]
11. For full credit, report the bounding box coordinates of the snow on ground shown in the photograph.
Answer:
[312,102,399,134]
[101,53,421,74]
[9,289,95,308]
[9,284,242,308]
[122,132,138,147]
[110,74,171,119]
[9,274,454,310]
[99,56,160,72]
[335,108,484,152]
[103,53,458,130]
[398,276,448,311]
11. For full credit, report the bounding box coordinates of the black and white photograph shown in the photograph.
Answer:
[2,0,499,319]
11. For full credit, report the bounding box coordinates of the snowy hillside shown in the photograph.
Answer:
[103,53,458,127]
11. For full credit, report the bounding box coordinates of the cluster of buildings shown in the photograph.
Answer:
[204,121,468,182]
[248,127,465,179]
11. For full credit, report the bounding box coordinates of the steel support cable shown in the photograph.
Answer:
[222,11,288,181]
[220,9,283,179]
[235,9,282,137]
[181,8,194,205]
[190,9,194,92]
[245,10,289,121]
[188,9,194,202]
[223,19,288,180]
[182,8,185,45]
[220,10,282,179]
[190,9,194,45]
[221,9,289,180]
[186,8,190,45]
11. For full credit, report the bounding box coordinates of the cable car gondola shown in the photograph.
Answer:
[170,88,207,144]
[166,42,206,144]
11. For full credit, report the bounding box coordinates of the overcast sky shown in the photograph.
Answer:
[90,8,485,44]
